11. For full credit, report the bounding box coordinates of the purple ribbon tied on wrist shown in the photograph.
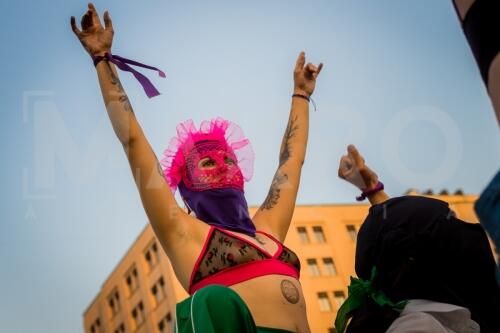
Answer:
[93,52,166,98]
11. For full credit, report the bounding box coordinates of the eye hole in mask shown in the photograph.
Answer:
[198,155,236,169]
[199,157,217,169]
[224,156,235,165]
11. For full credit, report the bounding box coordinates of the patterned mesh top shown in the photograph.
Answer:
[189,226,301,295]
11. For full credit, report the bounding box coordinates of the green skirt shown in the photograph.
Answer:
[175,285,294,333]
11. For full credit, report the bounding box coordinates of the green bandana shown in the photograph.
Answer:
[334,267,408,333]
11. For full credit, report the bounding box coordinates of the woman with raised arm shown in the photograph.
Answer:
[71,4,322,333]
[335,145,500,333]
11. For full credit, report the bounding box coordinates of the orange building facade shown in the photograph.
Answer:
[83,194,481,333]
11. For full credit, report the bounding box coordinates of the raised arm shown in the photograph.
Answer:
[338,145,389,205]
[70,4,190,249]
[253,52,322,241]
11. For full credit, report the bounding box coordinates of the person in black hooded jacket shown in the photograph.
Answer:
[334,145,500,333]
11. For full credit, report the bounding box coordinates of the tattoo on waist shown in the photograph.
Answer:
[280,279,300,304]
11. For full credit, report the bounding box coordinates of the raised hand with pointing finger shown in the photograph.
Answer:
[338,144,378,191]
[338,145,388,205]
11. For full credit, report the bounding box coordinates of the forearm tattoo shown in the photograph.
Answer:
[279,115,298,167]
[104,61,133,113]
[280,280,300,304]
[118,95,132,112]
[260,171,288,210]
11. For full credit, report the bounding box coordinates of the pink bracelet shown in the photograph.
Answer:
[356,181,384,201]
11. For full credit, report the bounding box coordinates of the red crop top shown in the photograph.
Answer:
[189,226,301,295]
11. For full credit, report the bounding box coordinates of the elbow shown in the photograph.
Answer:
[119,138,135,148]
[119,130,140,148]
[121,136,138,150]
[121,137,133,149]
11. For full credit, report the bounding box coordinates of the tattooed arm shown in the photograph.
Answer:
[71,4,193,250]
[253,52,322,241]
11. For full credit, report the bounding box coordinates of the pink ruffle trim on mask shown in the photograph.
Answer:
[161,118,255,192]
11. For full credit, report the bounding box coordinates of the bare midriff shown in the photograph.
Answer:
[230,275,310,333]
[170,261,309,332]
[165,224,310,333]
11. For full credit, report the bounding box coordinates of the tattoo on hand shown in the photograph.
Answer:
[279,115,298,167]
[261,171,288,210]
[280,280,300,304]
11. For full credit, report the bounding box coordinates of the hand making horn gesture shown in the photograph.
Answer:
[293,51,323,97]
[71,3,114,57]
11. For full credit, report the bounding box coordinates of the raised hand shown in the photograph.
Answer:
[71,3,114,57]
[338,145,379,191]
[293,52,323,97]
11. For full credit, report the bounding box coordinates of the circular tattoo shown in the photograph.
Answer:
[280,280,300,304]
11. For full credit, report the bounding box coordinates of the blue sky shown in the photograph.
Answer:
[1,1,499,332]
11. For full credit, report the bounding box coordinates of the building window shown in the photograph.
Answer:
[125,265,139,296]
[144,241,160,272]
[151,276,166,307]
[114,323,125,333]
[322,258,337,276]
[333,290,346,307]
[346,225,357,241]
[131,301,145,330]
[313,226,326,243]
[317,292,332,312]
[90,318,101,333]
[296,227,310,244]
[306,259,321,277]
[107,288,120,317]
[158,312,172,333]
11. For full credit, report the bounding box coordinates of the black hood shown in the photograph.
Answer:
[355,196,500,333]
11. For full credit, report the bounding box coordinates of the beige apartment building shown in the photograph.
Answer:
[83,193,482,333]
